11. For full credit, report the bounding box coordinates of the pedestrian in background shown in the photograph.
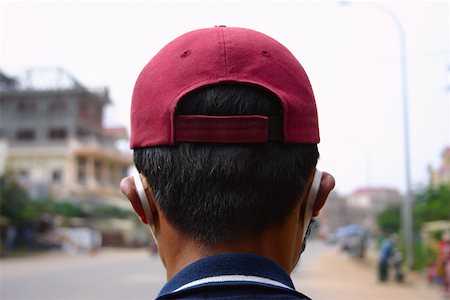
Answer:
[5,225,17,254]
[379,233,397,282]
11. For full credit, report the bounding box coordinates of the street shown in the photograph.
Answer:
[0,249,166,300]
[295,242,442,300]
[0,241,443,300]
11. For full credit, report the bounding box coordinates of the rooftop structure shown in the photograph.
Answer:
[0,68,132,207]
[346,187,403,229]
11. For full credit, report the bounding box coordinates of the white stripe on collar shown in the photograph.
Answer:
[172,274,294,293]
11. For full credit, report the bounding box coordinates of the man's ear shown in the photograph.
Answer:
[312,172,335,217]
[120,175,158,225]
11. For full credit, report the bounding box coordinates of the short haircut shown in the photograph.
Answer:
[134,83,319,244]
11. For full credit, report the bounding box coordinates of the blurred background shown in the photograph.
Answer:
[0,1,449,299]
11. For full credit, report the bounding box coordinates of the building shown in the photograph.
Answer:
[317,191,350,232]
[0,68,132,207]
[429,147,450,186]
[346,187,403,229]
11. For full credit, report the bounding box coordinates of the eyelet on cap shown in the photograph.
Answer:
[181,49,191,58]
[261,50,270,57]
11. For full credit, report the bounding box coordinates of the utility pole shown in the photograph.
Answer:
[341,2,414,268]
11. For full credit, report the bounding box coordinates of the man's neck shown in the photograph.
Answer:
[159,225,301,280]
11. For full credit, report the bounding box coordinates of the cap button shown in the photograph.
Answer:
[214,25,227,27]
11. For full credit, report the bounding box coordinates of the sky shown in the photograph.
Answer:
[1,0,449,195]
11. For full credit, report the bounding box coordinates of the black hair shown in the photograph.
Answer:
[134,83,319,244]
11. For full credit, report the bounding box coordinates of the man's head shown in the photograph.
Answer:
[134,82,319,244]
[121,26,334,273]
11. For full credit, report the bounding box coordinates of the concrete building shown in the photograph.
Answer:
[0,68,132,207]
[429,147,450,186]
[345,187,403,229]
[317,191,350,232]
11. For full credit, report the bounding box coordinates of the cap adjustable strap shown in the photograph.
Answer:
[175,115,282,143]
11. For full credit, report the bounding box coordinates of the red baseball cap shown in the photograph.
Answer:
[131,26,319,148]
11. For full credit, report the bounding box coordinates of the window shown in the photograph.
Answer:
[78,157,86,167]
[78,170,86,184]
[17,101,36,113]
[16,129,35,141]
[49,101,66,114]
[79,102,90,120]
[94,160,102,183]
[79,102,102,126]
[109,164,116,185]
[95,105,102,120]
[18,169,29,179]
[77,128,91,139]
[77,157,87,184]
[48,128,67,140]
[52,170,62,182]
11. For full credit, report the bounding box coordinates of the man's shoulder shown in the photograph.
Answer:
[156,253,310,300]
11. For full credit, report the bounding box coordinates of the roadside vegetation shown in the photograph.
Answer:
[377,184,450,270]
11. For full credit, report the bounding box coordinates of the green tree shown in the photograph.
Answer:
[377,184,450,234]
[413,184,450,228]
[0,175,57,225]
[88,205,134,219]
[376,184,450,270]
[1,173,135,227]
[0,174,33,225]
[54,202,86,218]
[377,205,401,234]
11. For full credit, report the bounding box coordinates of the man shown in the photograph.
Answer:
[121,26,335,299]
[378,233,397,282]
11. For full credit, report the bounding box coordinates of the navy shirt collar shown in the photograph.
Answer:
[157,253,308,299]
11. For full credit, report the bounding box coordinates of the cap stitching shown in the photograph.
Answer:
[220,27,229,78]
[178,126,266,130]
